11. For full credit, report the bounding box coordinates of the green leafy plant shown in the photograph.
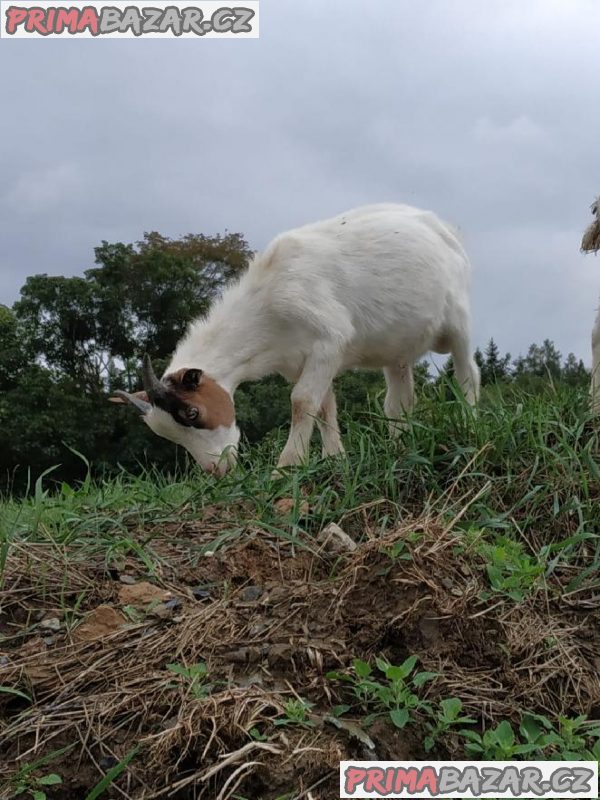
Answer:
[248,726,268,741]
[13,773,62,800]
[274,698,315,728]
[461,715,600,760]
[327,655,437,730]
[424,697,476,752]
[478,536,545,602]
[166,661,216,699]
[461,719,541,759]
[519,713,600,760]
[6,746,73,800]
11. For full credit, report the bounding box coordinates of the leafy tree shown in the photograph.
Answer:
[14,276,101,389]
[0,305,29,389]
[562,353,589,387]
[515,340,562,380]
[13,232,253,390]
[88,231,252,361]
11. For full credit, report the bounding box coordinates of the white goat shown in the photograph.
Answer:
[111,203,480,474]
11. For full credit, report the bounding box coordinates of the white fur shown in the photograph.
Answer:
[589,199,600,414]
[143,407,239,474]
[162,203,480,471]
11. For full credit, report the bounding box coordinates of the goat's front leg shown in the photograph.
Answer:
[275,347,340,472]
[317,386,345,458]
[592,309,600,415]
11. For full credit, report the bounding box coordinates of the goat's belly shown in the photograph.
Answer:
[344,325,437,369]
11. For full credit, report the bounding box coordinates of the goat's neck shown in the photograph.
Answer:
[166,281,277,394]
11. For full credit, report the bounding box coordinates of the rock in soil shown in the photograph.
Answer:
[73,605,126,642]
[118,581,172,609]
[317,522,358,554]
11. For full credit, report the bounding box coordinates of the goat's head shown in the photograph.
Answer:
[110,355,240,475]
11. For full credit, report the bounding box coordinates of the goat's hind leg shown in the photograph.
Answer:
[384,363,415,437]
[448,329,480,405]
[317,386,345,457]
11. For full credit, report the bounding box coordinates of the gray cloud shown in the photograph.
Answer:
[1,0,599,364]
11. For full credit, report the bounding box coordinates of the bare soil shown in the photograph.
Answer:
[1,510,599,799]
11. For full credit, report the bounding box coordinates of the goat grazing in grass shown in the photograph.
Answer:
[111,203,480,475]
[581,196,600,414]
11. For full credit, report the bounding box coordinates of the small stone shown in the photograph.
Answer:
[317,523,357,554]
[39,618,61,632]
[118,582,171,609]
[73,606,126,642]
[152,598,183,620]
[249,623,269,637]
[192,587,211,600]
[119,575,137,585]
[241,586,263,602]
[42,637,55,646]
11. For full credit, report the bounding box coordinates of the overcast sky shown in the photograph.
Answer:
[1,0,599,364]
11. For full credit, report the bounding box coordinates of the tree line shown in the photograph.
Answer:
[0,230,590,494]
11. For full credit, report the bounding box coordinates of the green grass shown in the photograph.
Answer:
[2,380,598,578]
[1,379,599,797]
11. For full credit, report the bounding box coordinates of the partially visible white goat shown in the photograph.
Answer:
[584,197,600,413]
[112,203,480,474]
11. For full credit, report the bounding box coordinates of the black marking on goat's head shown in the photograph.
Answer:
[152,369,206,429]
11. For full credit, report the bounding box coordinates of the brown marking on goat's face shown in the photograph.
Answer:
[160,368,235,430]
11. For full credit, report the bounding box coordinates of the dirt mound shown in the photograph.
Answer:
[1,515,599,798]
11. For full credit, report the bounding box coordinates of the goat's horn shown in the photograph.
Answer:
[111,390,152,415]
[142,354,165,402]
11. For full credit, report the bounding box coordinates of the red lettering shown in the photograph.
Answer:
[55,7,79,33]
[366,768,388,793]
[5,6,27,33]
[45,7,55,32]
[78,6,98,34]
[25,8,47,33]
[394,768,419,793]
[344,767,367,794]
[416,767,438,794]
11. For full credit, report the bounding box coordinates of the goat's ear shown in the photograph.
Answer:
[181,369,203,390]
